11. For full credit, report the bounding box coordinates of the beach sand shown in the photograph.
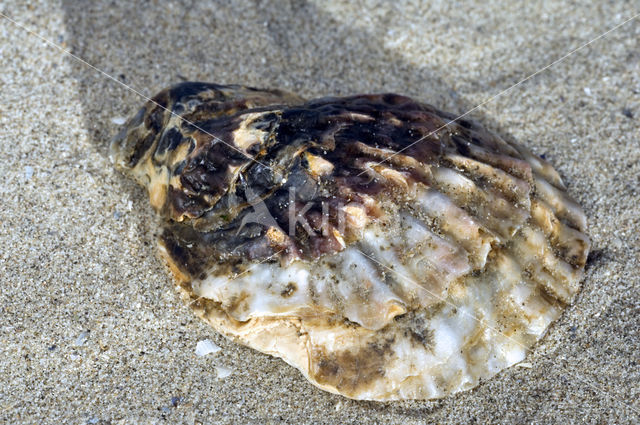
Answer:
[1,1,638,423]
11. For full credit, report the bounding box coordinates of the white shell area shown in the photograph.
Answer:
[166,148,589,400]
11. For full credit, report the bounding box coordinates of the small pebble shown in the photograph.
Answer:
[516,362,533,368]
[195,339,221,357]
[24,166,34,180]
[611,237,624,250]
[111,116,127,125]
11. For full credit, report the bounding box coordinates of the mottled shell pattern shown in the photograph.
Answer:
[111,82,590,400]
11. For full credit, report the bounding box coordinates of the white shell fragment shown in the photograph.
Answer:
[195,339,221,357]
[215,365,233,379]
[111,82,590,400]
[74,331,89,347]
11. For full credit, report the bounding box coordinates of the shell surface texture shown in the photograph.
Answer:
[111,82,590,401]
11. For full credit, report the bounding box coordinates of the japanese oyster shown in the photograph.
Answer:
[111,82,590,400]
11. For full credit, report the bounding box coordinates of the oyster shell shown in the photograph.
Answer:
[111,82,590,400]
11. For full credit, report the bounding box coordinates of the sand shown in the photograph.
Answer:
[1,0,638,423]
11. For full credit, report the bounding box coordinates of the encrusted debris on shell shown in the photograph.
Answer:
[111,82,590,401]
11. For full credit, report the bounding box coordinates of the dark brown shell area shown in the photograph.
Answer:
[116,82,578,282]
